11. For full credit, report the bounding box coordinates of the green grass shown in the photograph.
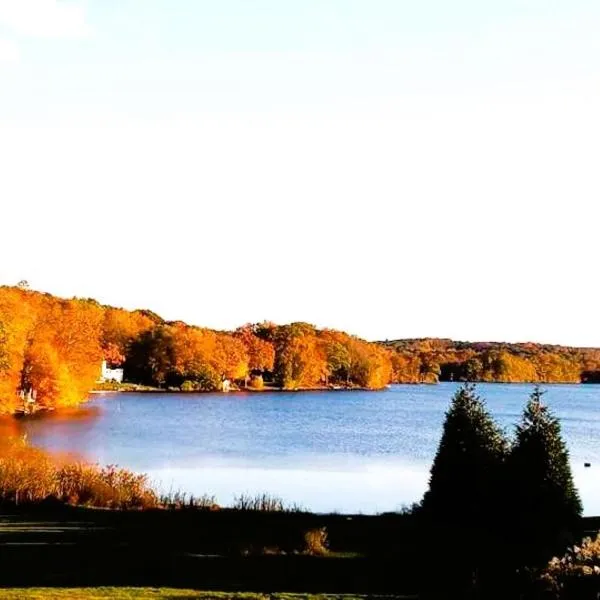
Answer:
[0,590,414,600]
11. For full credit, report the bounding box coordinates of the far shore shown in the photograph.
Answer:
[90,379,597,395]
[90,384,390,395]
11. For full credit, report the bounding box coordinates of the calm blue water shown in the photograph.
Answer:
[18,383,600,515]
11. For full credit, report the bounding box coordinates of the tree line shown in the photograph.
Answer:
[0,286,392,413]
[3,284,600,415]
[384,337,600,384]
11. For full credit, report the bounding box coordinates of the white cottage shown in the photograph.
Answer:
[99,360,124,383]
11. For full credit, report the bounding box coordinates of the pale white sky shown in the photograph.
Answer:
[1,1,599,344]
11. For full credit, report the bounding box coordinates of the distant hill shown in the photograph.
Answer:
[380,338,600,384]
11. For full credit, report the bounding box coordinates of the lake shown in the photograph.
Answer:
[18,383,600,515]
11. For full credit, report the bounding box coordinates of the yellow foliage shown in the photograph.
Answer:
[0,435,158,509]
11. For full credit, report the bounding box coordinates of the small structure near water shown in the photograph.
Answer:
[99,360,124,383]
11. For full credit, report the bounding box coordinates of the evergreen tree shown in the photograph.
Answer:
[421,383,508,526]
[508,387,582,563]
[419,384,509,597]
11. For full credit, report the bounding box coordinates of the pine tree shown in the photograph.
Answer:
[508,387,582,563]
[419,384,509,597]
[421,383,508,526]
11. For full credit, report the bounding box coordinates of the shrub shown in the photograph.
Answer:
[532,535,600,599]
[187,364,222,391]
[0,437,56,504]
[180,380,195,392]
[248,375,264,389]
[303,527,328,555]
[0,436,158,510]
[57,463,158,509]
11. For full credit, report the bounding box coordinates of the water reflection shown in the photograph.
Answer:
[147,461,429,514]
[0,416,21,440]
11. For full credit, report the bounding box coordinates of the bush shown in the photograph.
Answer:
[181,365,222,392]
[0,437,56,504]
[532,535,600,599]
[248,375,264,389]
[56,463,158,509]
[0,436,158,510]
[303,527,328,555]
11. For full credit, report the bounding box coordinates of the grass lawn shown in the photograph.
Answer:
[0,591,415,600]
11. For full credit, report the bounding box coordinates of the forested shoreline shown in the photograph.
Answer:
[0,285,392,414]
[2,284,600,415]
[384,338,600,384]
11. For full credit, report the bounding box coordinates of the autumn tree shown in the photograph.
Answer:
[21,341,73,408]
[162,324,222,390]
[0,287,41,407]
[534,352,580,383]
[103,342,125,367]
[418,353,441,383]
[21,297,104,407]
[253,321,278,343]
[324,339,351,384]
[125,326,175,387]
[213,334,249,381]
[347,340,391,389]
[389,351,421,383]
[318,330,392,389]
[234,324,275,375]
[0,289,104,410]
[274,323,327,389]
[464,356,484,381]
[102,307,155,364]
[0,320,9,374]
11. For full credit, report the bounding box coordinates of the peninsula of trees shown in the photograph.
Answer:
[2,284,600,415]
[0,285,391,414]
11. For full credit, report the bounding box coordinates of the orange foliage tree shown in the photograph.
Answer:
[0,288,103,411]
[102,307,155,365]
[234,324,275,374]
[274,323,327,389]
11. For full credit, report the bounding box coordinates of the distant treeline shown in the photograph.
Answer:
[383,338,600,384]
[2,285,600,414]
[0,285,391,413]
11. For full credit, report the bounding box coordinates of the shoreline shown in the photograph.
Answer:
[90,380,598,395]
[90,385,389,395]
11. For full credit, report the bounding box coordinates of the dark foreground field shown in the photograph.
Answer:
[0,505,420,595]
[0,590,413,599]
[1,505,598,599]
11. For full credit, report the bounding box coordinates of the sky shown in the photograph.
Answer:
[0,1,599,345]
